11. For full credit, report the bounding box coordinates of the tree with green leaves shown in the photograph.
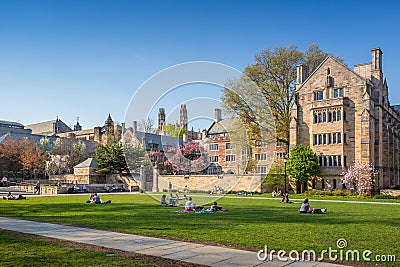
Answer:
[94,143,128,174]
[263,158,285,192]
[287,144,320,193]
[222,44,342,150]
[163,123,185,138]
[124,144,146,173]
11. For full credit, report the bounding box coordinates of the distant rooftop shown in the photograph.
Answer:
[0,120,24,129]
[74,158,98,168]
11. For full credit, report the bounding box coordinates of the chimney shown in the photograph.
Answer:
[371,48,383,81]
[202,129,207,140]
[214,108,222,122]
[132,121,138,134]
[296,64,306,84]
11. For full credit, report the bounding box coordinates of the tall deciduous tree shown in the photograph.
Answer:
[163,123,185,138]
[95,143,128,174]
[138,118,156,133]
[0,136,47,177]
[20,140,47,177]
[287,144,320,193]
[222,44,342,149]
[124,144,146,173]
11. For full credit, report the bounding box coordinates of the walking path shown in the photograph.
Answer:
[0,217,347,267]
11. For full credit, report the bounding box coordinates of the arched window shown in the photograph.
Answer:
[328,156,333,166]
[337,110,341,121]
[314,114,318,124]
[323,112,326,122]
[318,113,322,123]
[333,111,337,121]
[328,112,332,122]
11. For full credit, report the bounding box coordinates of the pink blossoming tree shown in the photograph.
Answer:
[341,160,378,194]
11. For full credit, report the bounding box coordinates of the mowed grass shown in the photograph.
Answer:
[0,193,399,264]
[0,230,152,267]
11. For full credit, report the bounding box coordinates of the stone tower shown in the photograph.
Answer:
[158,108,166,132]
[74,117,82,131]
[179,104,188,131]
[105,114,114,134]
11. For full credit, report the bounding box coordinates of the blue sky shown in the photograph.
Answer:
[1,0,399,130]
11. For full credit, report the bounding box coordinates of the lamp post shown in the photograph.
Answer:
[283,156,288,194]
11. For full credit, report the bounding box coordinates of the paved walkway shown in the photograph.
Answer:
[0,217,347,267]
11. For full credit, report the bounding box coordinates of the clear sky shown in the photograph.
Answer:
[1,0,399,130]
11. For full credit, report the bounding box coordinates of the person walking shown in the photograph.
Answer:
[34,181,40,195]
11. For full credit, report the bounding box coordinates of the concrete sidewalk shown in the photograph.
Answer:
[0,217,346,267]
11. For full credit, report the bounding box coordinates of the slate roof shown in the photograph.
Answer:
[392,105,400,115]
[0,120,24,128]
[207,117,238,135]
[26,119,72,135]
[134,131,184,152]
[74,158,98,168]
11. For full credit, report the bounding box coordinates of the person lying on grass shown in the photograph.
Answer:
[206,201,227,212]
[299,198,327,214]
[3,192,26,200]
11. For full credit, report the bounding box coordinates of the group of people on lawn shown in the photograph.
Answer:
[161,193,224,212]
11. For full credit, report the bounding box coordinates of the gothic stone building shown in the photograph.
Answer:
[290,48,400,190]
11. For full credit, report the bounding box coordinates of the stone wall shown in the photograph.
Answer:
[157,174,264,193]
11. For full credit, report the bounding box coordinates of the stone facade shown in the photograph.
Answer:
[290,48,400,190]
[204,109,276,175]
[157,174,264,193]
[0,120,32,136]
[58,114,122,145]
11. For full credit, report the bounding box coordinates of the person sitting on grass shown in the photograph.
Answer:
[280,193,291,203]
[161,194,168,206]
[90,193,111,204]
[185,197,195,211]
[299,198,327,214]
[86,193,95,203]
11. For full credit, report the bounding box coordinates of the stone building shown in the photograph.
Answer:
[0,120,32,136]
[26,117,72,136]
[204,109,276,175]
[58,114,122,145]
[290,48,400,190]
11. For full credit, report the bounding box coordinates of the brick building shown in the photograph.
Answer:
[290,48,400,190]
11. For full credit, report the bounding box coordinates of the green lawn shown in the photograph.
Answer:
[0,230,153,267]
[1,193,399,265]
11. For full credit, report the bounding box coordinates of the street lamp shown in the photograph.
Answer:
[283,156,288,194]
